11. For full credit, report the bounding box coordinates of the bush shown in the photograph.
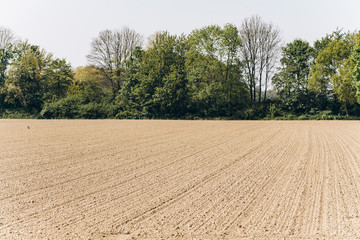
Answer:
[274,114,297,120]
[40,95,81,119]
[40,94,122,119]
[298,114,309,120]
[0,109,38,119]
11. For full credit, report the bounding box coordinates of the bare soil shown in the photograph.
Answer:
[1,120,360,239]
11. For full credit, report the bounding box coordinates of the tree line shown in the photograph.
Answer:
[1,16,360,119]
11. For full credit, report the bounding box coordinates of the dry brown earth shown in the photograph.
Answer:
[1,120,360,239]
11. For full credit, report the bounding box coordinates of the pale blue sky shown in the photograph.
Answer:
[1,0,359,67]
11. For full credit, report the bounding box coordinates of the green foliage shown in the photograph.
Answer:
[42,58,73,103]
[309,31,356,115]
[0,43,13,87]
[275,110,360,120]
[351,31,360,103]
[40,93,118,119]
[186,24,248,117]
[2,42,52,109]
[1,41,73,113]
[273,39,317,115]
[273,39,313,94]
[2,26,360,120]
[313,34,333,59]
[40,95,81,118]
[0,108,38,119]
[120,32,189,118]
[269,103,276,119]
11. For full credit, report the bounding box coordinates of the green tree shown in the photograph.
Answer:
[351,31,360,103]
[69,65,107,100]
[2,41,73,112]
[273,39,313,94]
[0,44,13,87]
[0,27,17,106]
[272,39,314,113]
[309,32,356,115]
[186,24,247,117]
[74,65,104,83]
[118,47,144,117]
[120,32,189,118]
[0,44,14,110]
[3,42,52,109]
[42,58,73,103]
[313,34,333,60]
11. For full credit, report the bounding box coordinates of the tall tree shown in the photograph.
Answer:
[351,31,360,103]
[313,34,333,60]
[273,39,313,95]
[309,31,356,115]
[239,15,281,103]
[186,24,247,117]
[42,58,73,103]
[272,39,314,113]
[257,20,281,102]
[87,27,143,93]
[0,27,17,87]
[3,42,52,109]
[2,41,73,110]
[121,32,188,118]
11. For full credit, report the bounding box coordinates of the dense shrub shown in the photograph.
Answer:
[40,95,81,119]
[0,109,38,119]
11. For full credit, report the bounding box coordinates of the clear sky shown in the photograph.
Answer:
[1,0,359,67]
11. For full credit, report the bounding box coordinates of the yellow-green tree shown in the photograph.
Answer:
[3,42,52,108]
[351,31,360,103]
[3,41,73,110]
[309,32,356,115]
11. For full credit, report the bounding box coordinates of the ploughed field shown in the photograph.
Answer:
[1,120,360,239]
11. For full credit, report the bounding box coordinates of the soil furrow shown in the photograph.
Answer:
[1,120,360,239]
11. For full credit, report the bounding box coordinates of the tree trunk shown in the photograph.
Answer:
[264,68,268,102]
[344,102,349,116]
[252,65,256,103]
[264,81,268,102]
[259,71,262,103]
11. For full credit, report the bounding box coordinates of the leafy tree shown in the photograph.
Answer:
[274,39,313,94]
[74,65,104,83]
[0,44,14,88]
[272,39,314,113]
[0,27,17,91]
[118,47,144,117]
[309,32,356,115]
[122,32,188,118]
[2,41,73,112]
[332,58,356,112]
[313,34,333,60]
[70,65,108,101]
[42,58,73,103]
[0,43,14,108]
[351,31,360,103]
[186,24,248,117]
[3,42,52,109]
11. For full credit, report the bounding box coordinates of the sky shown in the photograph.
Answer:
[1,0,359,67]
